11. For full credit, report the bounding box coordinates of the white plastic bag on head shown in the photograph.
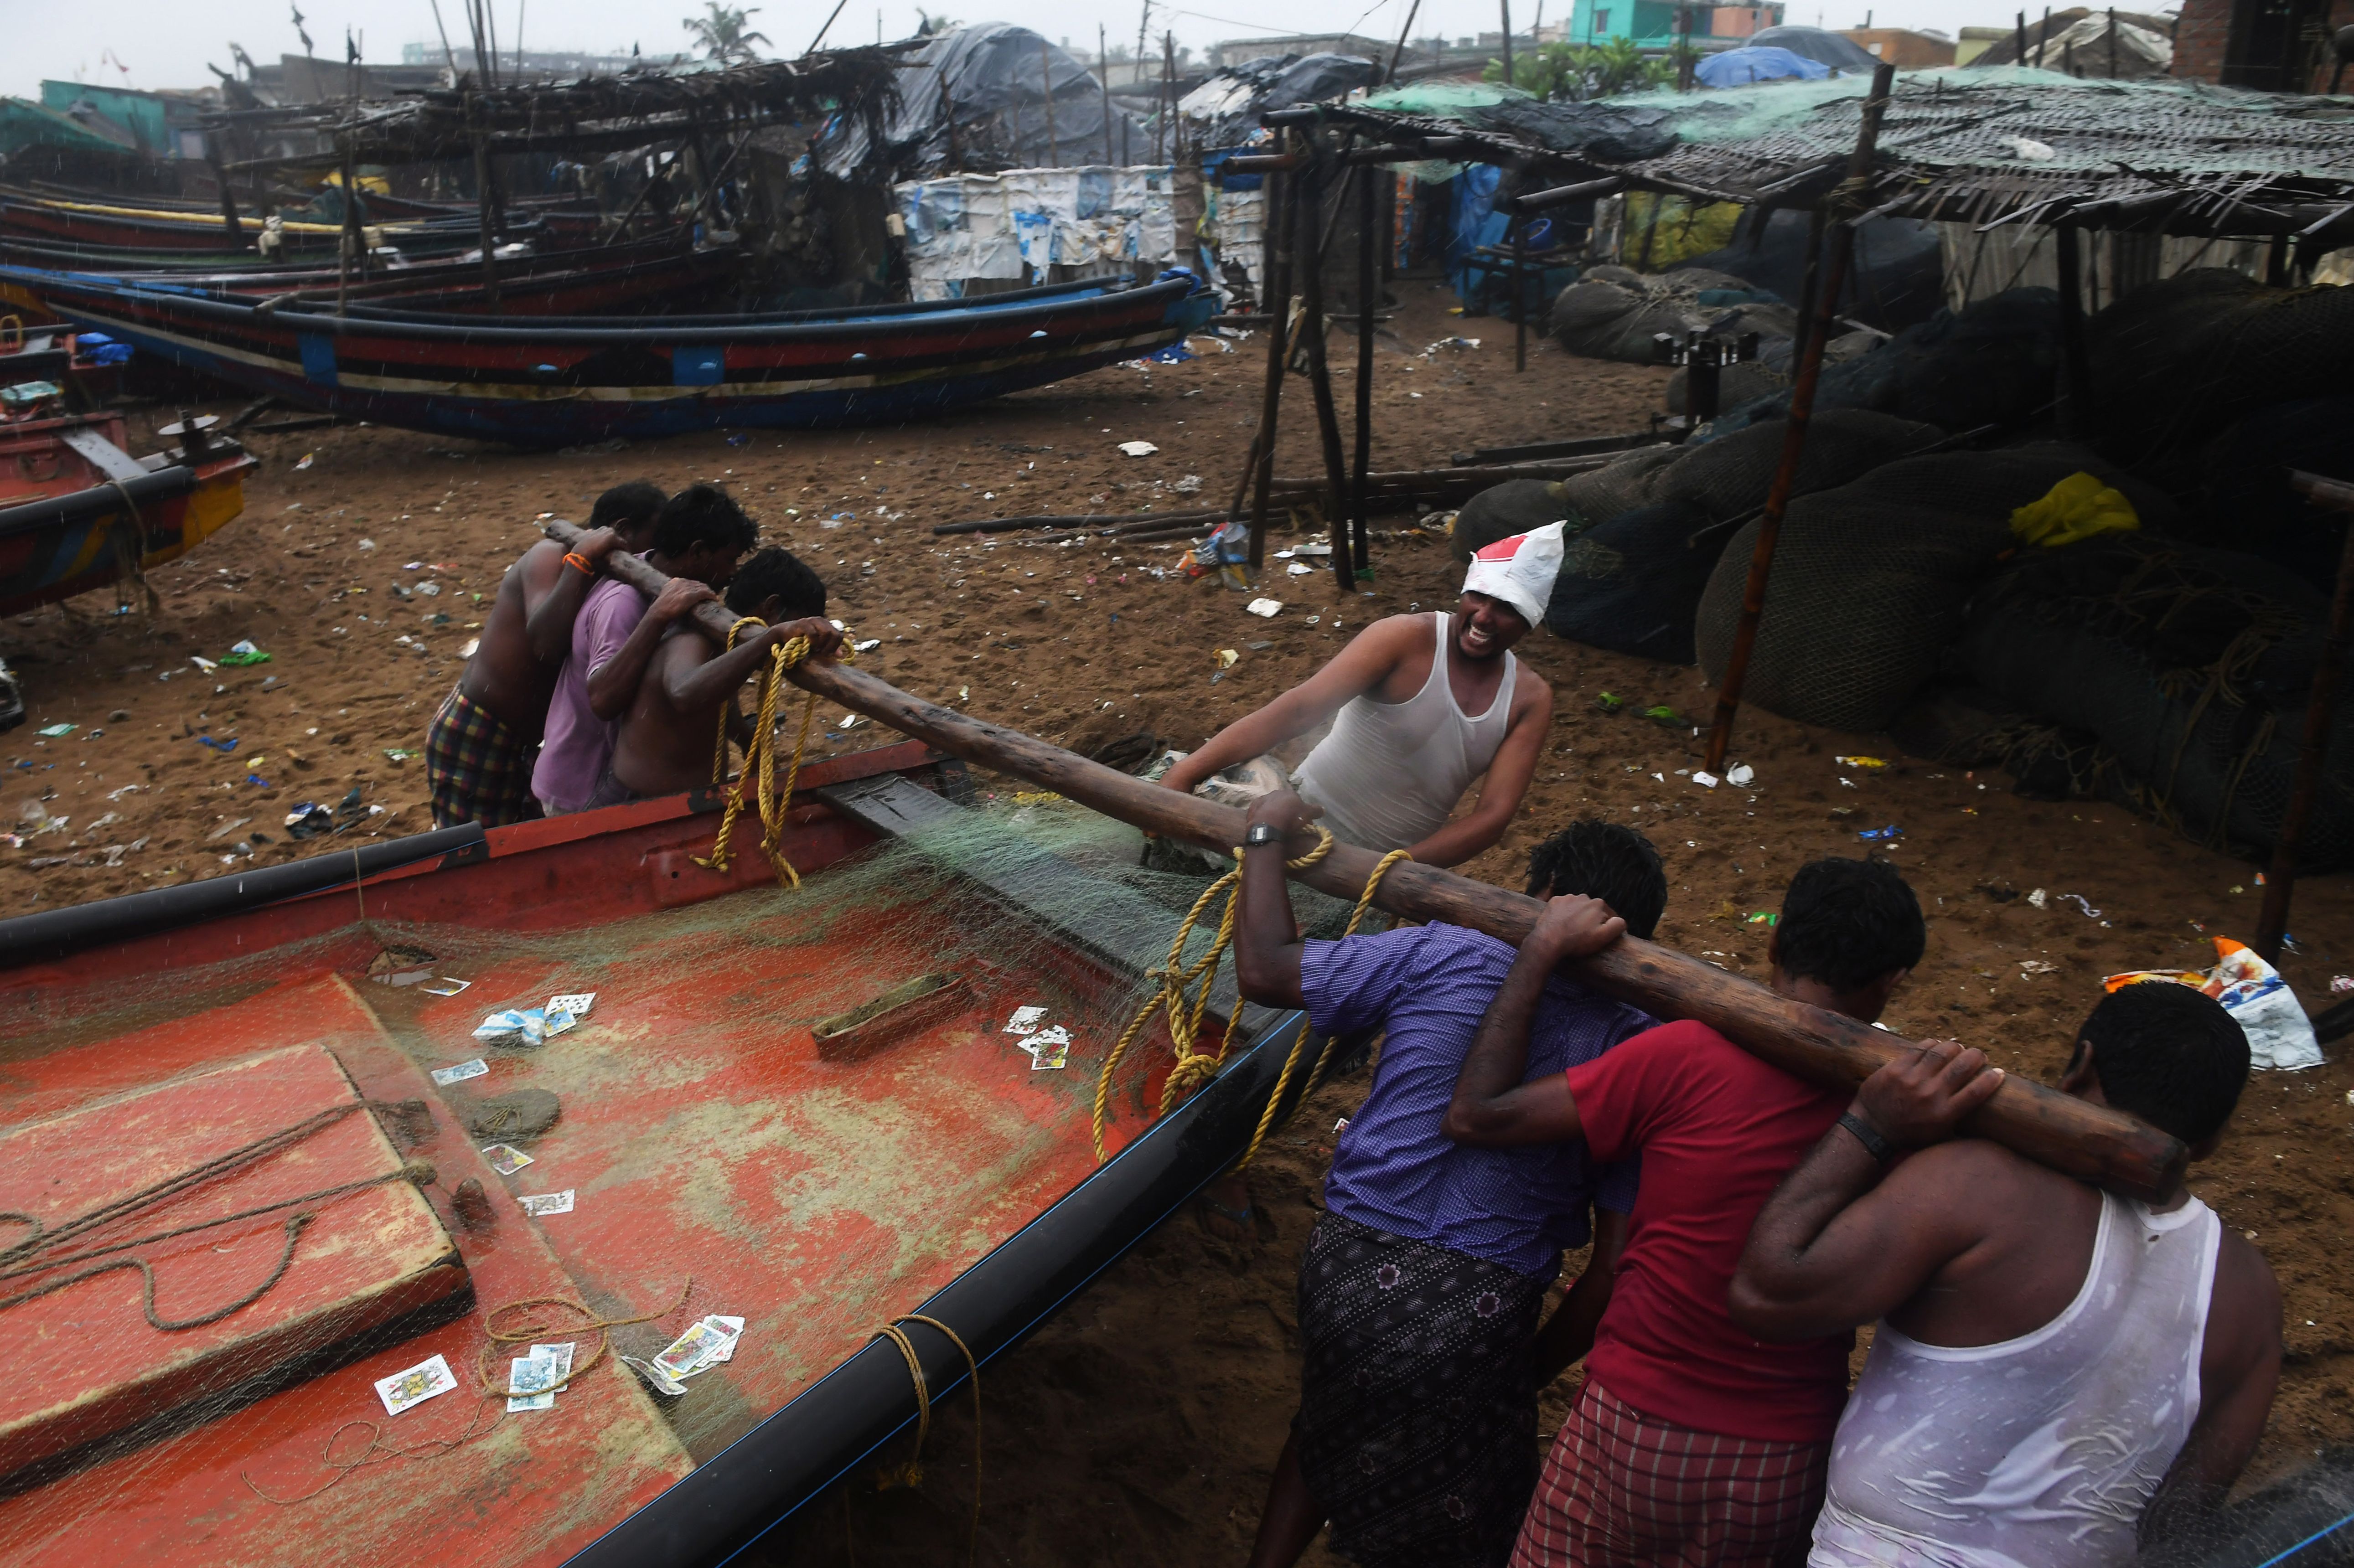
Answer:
[2104,938,2321,1072]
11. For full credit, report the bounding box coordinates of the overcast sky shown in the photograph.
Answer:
[11,0,2019,100]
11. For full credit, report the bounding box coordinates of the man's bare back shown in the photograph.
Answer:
[611,619,840,799]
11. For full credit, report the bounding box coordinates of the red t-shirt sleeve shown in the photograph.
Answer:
[1565,1020,1693,1165]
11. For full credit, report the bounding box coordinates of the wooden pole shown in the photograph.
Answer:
[1702,64,1895,776]
[1245,160,1293,570]
[337,133,359,317]
[1384,0,1425,84]
[207,153,244,250]
[1351,163,1377,577]
[2016,9,2029,63]
[2253,470,2354,961]
[1512,214,1529,372]
[941,70,958,171]
[1100,24,1114,164]
[540,518,2190,1204]
[1500,0,1516,89]
[1040,35,1059,166]
[1297,159,1355,592]
[2054,223,2092,439]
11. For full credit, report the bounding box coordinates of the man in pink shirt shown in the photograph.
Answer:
[533,484,754,816]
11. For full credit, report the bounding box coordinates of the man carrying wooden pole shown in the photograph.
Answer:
[542,516,2187,1209]
[1701,63,1895,776]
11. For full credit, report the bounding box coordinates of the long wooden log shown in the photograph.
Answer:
[544,521,2188,1202]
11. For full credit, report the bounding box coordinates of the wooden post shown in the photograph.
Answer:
[1500,0,1516,89]
[1297,159,1355,593]
[1702,64,1895,776]
[1384,0,1425,83]
[336,132,359,316]
[2107,5,2120,75]
[1245,161,1293,570]
[1512,214,1529,372]
[1351,163,1377,576]
[2016,9,2029,62]
[1100,24,1114,164]
[1040,35,1058,166]
[541,518,2192,1206]
[2254,470,2354,961]
[468,90,501,311]
[207,153,244,251]
[2054,223,2092,439]
[941,70,958,170]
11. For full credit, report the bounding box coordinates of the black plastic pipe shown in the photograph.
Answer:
[0,821,486,966]
[0,465,197,542]
[564,1004,1323,1568]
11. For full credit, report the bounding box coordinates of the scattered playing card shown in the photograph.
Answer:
[375,1353,457,1416]
[509,1351,559,1398]
[1025,1025,1071,1070]
[623,1355,687,1397]
[430,1058,489,1087]
[698,1317,745,1365]
[547,992,595,1018]
[519,1189,574,1217]
[1003,1005,1047,1035]
[481,1143,533,1176]
[651,1317,740,1380]
[419,977,471,996]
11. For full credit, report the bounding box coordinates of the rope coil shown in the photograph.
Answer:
[868,1312,983,1564]
[693,620,848,888]
[1090,827,1404,1164]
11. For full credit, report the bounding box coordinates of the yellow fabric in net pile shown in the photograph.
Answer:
[2009,471,2140,549]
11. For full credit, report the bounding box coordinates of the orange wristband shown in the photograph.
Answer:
[564,551,594,576]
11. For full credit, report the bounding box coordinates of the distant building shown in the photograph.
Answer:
[1712,6,1783,37]
[36,81,213,160]
[1956,25,2009,63]
[2171,0,2348,87]
[1840,26,1959,64]
[1563,0,1785,45]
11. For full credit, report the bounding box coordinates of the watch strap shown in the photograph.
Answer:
[1837,1111,1897,1163]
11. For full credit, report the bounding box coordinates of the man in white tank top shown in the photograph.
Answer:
[1158,525,1562,867]
[1730,981,2283,1567]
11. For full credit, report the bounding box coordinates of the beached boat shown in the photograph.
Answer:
[0,404,255,618]
[0,740,1319,1567]
[0,268,1218,445]
[0,235,744,318]
[0,188,519,260]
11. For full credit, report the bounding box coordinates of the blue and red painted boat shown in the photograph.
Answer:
[0,266,1217,446]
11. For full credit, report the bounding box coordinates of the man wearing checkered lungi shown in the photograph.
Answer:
[1445,857,1930,1567]
[425,481,664,829]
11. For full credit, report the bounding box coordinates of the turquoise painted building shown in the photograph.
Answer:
[36,81,207,159]
[1561,0,1784,46]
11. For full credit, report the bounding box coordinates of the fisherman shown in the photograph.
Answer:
[605,546,841,805]
[1231,788,1668,1568]
[1443,857,1929,1568]
[426,480,666,830]
[1731,981,2282,1566]
[1157,525,1565,867]
[532,483,754,817]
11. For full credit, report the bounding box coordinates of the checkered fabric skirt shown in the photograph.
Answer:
[1295,1212,1550,1568]
[1511,1379,1829,1568]
[424,686,542,830]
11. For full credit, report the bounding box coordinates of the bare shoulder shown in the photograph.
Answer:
[515,537,568,588]
[2210,1224,2283,1331]
[1883,1137,2068,1210]
[1508,660,1555,722]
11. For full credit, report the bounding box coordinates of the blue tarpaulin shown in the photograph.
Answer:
[1695,46,1833,87]
[1446,164,1506,299]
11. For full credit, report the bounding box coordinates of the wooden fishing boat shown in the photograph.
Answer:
[0,739,1322,1568]
[0,268,1219,445]
[0,235,744,318]
[0,406,255,617]
[0,190,527,260]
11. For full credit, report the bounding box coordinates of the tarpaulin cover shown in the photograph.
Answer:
[815,23,1156,180]
[1180,53,1382,152]
[1741,25,1883,72]
[1466,99,1680,162]
[1357,81,1531,119]
[1695,46,1833,87]
[895,166,1178,298]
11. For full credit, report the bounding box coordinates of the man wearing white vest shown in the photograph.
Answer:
[1159,523,1563,868]
[1730,980,2283,1567]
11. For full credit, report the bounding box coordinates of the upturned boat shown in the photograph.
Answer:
[0,267,1217,445]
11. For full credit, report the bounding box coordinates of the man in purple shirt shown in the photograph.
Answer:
[533,484,755,816]
[1232,792,1669,1568]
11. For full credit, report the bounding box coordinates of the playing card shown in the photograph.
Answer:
[509,1351,557,1397]
[481,1143,533,1176]
[623,1355,687,1397]
[651,1318,740,1379]
[429,1058,488,1087]
[540,1006,578,1040]
[374,1353,457,1416]
[1002,1005,1047,1035]
[1025,1024,1071,1069]
[547,992,595,1018]
[519,1189,574,1217]
[419,977,471,996]
[698,1316,745,1365]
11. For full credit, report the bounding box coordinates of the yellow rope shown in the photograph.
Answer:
[693,621,847,888]
[1092,825,1377,1162]
[868,1312,983,1564]
[1233,847,1412,1171]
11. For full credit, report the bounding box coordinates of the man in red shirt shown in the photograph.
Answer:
[1443,857,1927,1568]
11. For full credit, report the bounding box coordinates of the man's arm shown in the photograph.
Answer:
[1159,618,1423,795]
[1231,790,1323,1010]
[1439,894,1625,1148]
[586,577,714,721]
[2138,1233,2282,1545]
[1403,677,1556,867]
[522,526,619,665]
[1533,1206,1626,1384]
[664,616,841,711]
[1728,1041,2006,1342]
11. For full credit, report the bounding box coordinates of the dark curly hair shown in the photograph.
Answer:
[1773,857,1926,993]
[1523,820,1668,939]
[2068,982,2249,1146]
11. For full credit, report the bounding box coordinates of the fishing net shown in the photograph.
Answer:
[1547,277,1712,363]
[1542,501,1721,665]
[2135,1451,2354,1566]
[1693,444,2135,733]
[1962,533,2354,867]
[2089,272,2354,471]
[2196,397,2354,583]
[0,784,1358,1563]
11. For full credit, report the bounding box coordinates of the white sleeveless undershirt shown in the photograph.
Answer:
[1293,613,1516,853]
[1809,1190,2221,1568]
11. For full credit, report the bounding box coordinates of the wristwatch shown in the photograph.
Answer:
[1244,823,1283,847]
[1837,1111,1898,1163]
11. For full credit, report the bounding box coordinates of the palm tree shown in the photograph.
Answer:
[683,3,771,65]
